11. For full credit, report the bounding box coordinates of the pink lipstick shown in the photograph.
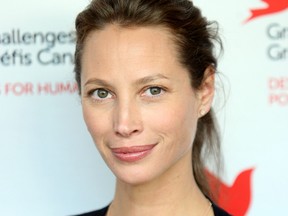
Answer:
[111,144,156,162]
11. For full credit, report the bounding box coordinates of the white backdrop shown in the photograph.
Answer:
[0,0,287,215]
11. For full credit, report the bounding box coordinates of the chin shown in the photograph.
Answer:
[112,164,158,186]
[118,176,151,186]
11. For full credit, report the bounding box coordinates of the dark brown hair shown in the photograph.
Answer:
[74,0,222,199]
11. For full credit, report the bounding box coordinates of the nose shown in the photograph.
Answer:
[113,99,143,138]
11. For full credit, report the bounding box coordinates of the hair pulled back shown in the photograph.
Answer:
[74,0,222,198]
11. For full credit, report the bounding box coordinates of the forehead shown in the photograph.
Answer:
[85,24,175,47]
[81,25,186,81]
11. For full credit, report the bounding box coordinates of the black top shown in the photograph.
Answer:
[75,203,231,216]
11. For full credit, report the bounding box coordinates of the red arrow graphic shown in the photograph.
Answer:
[245,0,288,23]
[205,168,254,216]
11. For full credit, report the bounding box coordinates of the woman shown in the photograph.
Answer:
[74,0,230,215]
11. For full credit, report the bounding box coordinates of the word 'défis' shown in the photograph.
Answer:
[0,29,76,66]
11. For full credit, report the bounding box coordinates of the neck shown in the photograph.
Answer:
[108,151,212,216]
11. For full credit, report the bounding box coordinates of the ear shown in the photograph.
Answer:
[197,66,215,117]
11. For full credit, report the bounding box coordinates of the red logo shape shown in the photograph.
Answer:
[245,0,288,23]
[205,168,254,216]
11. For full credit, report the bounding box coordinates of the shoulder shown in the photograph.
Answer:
[73,206,109,216]
[212,203,232,216]
[74,203,231,216]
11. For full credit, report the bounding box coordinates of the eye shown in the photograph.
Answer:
[143,86,164,97]
[90,88,113,100]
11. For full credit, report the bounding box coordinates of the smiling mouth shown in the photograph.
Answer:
[110,144,156,162]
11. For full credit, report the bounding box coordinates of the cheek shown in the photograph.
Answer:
[82,105,110,146]
[145,99,199,145]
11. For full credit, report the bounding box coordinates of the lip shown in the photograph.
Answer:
[110,144,156,162]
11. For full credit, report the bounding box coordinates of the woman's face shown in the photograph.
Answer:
[81,25,212,185]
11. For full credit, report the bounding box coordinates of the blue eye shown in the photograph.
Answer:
[92,88,112,100]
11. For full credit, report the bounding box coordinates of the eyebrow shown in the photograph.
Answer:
[84,78,112,88]
[134,74,169,86]
[84,73,169,87]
